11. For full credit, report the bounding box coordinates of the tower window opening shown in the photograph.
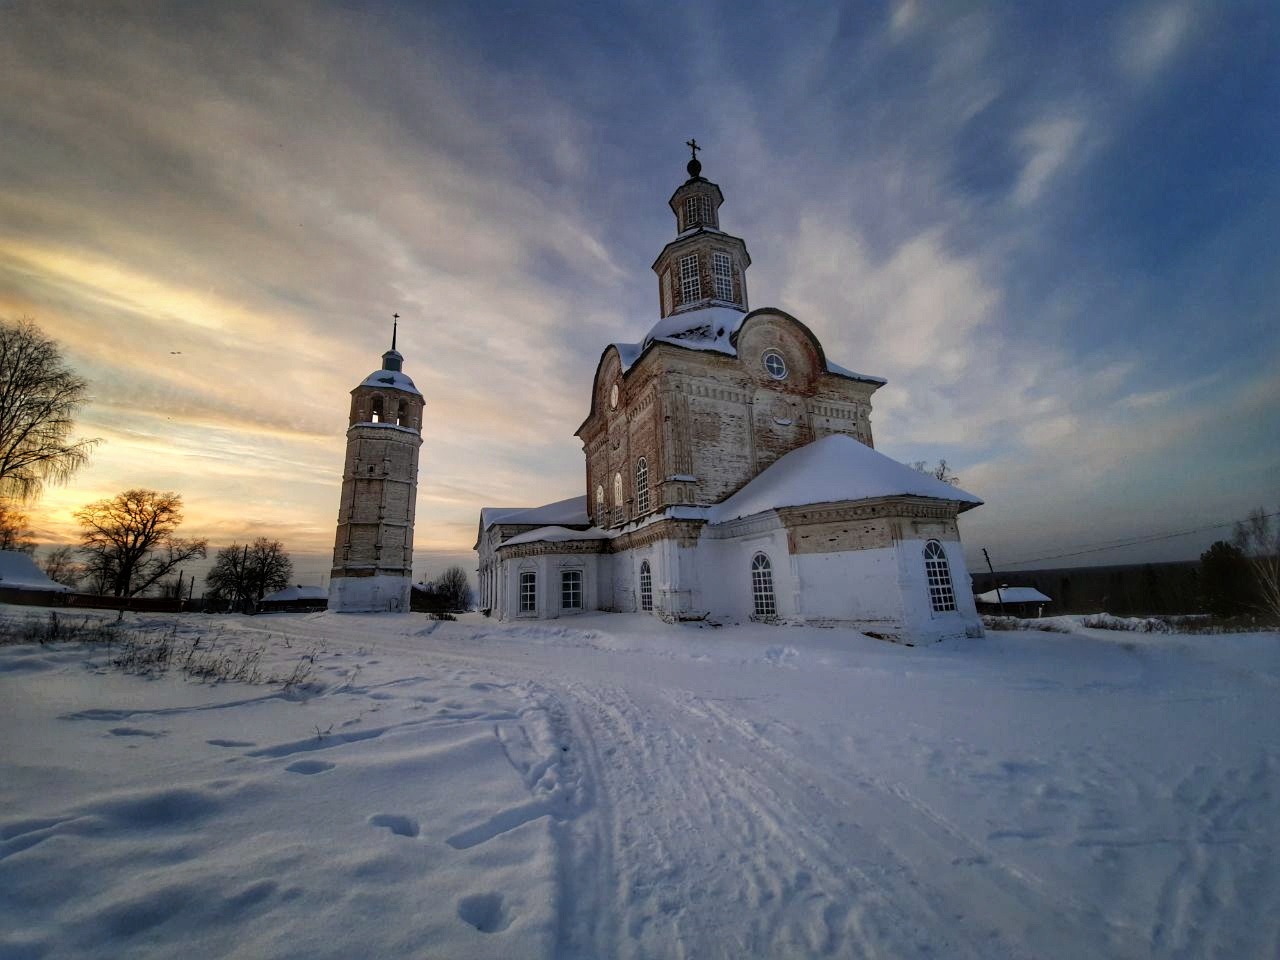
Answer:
[751,552,776,619]
[713,251,734,301]
[684,194,710,230]
[679,254,701,304]
[371,397,384,423]
[595,484,606,526]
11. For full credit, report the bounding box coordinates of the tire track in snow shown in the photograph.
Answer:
[548,680,981,959]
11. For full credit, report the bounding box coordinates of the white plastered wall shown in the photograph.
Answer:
[328,575,411,613]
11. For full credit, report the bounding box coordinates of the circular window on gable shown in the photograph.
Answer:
[610,383,620,409]
[762,350,788,380]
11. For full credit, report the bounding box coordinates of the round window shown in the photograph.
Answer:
[762,350,788,380]
[610,383,620,408]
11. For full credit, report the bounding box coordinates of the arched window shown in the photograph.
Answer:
[613,472,624,524]
[595,485,605,527]
[639,560,653,612]
[923,540,957,612]
[371,396,384,423]
[635,457,650,515]
[751,553,776,619]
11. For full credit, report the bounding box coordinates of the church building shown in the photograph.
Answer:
[476,148,984,644]
[329,323,423,612]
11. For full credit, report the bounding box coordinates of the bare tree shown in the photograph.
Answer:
[436,565,473,612]
[909,459,960,486]
[0,319,100,501]
[0,498,36,554]
[41,545,84,588]
[74,489,207,597]
[1233,507,1280,622]
[206,538,293,611]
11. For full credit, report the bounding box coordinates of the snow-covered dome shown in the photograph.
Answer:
[360,348,421,395]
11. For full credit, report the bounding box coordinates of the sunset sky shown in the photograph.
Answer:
[2,1,1277,588]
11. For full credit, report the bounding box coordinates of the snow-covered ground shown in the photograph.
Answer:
[2,607,1277,959]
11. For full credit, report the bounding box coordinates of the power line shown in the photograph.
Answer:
[994,511,1280,568]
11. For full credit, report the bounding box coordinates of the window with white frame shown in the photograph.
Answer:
[684,194,710,229]
[751,553,776,618]
[613,472,624,523]
[635,457,650,514]
[595,484,605,526]
[561,569,582,610]
[762,350,788,380]
[712,251,733,301]
[519,571,536,613]
[923,540,957,612]
[679,254,701,303]
[639,560,653,611]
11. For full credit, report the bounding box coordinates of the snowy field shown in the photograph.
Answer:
[2,607,1277,959]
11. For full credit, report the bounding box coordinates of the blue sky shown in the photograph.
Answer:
[1,0,1276,586]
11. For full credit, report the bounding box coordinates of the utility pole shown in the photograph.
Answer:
[982,548,1005,616]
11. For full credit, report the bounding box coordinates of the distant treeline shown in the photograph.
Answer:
[973,561,1206,617]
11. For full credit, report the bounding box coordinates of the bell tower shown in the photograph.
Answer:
[651,140,751,318]
[328,316,424,613]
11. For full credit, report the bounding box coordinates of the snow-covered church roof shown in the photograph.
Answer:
[0,550,72,592]
[261,584,328,603]
[974,587,1051,605]
[479,496,590,533]
[610,306,885,385]
[709,433,982,524]
[501,525,612,548]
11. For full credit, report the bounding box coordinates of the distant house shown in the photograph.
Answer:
[260,585,328,613]
[974,586,1052,618]
[0,550,72,598]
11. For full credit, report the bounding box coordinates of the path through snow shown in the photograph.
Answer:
[2,608,1277,958]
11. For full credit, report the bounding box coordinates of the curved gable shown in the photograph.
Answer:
[576,343,626,437]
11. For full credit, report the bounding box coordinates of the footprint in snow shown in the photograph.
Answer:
[458,892,511,933]
[285,760,335,775]
[109,727,165,738]
[206,739,256,748]
[368,813,419,838]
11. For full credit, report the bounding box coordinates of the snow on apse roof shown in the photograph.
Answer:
[709,434,982,524]
[610,306,885,384]
[480,496,590,532]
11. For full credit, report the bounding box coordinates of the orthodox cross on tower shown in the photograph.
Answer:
[392,313,399,350]
[685,138,702,179]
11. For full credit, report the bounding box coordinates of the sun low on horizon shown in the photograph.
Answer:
[2,1,1277,588]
